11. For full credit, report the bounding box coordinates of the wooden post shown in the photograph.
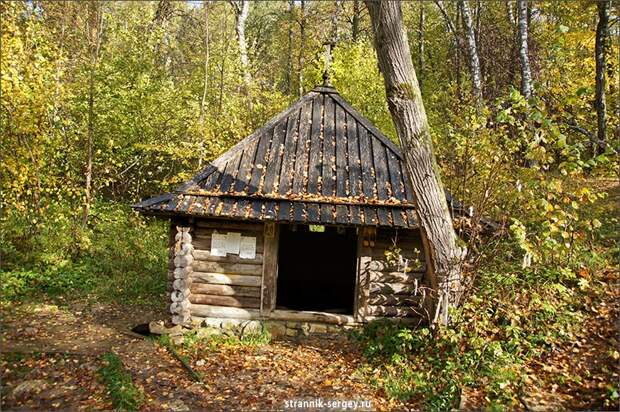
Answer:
[261,222,279,316]
[354,228,372,322]
[171,225,194,325]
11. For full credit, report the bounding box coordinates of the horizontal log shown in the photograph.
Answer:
[189,304,260,319]
[367,257,426,272]
[193,249,264,264]
[368,271,424,284]
[192,261,262,276]
[369,282,420,295]
[194,220,264,232]
[191,283,260,298]
[268,309,356,325]
[192,272,262,287]
[366,305,422,317]
[189,294,260,309]
[367,294,422,306]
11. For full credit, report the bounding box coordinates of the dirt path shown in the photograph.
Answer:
[1,301,401,411]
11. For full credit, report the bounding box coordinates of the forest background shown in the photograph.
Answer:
[1,1,618,409]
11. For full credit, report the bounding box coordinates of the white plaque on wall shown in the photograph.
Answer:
[211,233,227,257]
[239,236,257,259]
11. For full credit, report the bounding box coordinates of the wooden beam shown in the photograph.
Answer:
[190,283,260,298]
[194,220,264,232]
[189,304,260,319]
[367,294,422,306]
[269,309,356,325]
[366,305,422,317]
[261,224,279,315]
[354,234,372,322]
[192,272,262,287]
[189,294,260,309]
[192,261,262,276]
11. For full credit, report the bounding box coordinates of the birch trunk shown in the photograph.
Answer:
[459,0,483,105]
[298,0,306,97]
[366,0,464,325]
[517,0,533,100]
[199,1,210,120]
[231,1,251,95]
[594,0,610,156]
[285,0,294,92]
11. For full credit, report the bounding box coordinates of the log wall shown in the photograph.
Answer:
[183,219,265,321]
[357,227,427,321]
[165,219,427,325]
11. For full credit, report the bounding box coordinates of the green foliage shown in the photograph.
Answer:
[0,202,167,305]
[99,352,144,411]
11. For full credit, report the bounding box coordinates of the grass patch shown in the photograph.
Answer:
[99,352,144,411]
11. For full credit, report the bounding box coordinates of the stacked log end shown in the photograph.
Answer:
[171,226,193,325]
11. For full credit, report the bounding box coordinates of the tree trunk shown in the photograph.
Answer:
[82,1,102,227]
[418,3,425,90]
[199,0,210,120]
[594,0,609,156]
[285,0,294,93]
[366,0,464,325]
[352,0,360,41]
[298,0,306,97]
[517,0,533,100]
[231,1,251,97]
[459,0,483,105]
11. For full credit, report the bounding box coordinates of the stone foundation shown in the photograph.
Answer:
[194,317,360,339]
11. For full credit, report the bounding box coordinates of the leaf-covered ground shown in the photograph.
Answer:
[2,284,618,411]
[1,301,406,410]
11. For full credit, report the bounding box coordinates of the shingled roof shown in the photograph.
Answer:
[133,85,420,228]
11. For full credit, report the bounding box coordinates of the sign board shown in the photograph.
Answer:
[239,236,257,259]
[225,232,241,254]
[211,233,228,257]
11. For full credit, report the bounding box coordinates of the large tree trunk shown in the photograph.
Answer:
[594,0,610,156]
[459,0,483,105]
[366,0,464,325]
[516,0,533,100]
[82,1,102,227]
[231,1,251,97]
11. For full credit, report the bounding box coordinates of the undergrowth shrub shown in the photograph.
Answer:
[0,200,167,305]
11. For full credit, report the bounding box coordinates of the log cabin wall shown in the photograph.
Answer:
[357,227,428,322]
[167,219,265,324]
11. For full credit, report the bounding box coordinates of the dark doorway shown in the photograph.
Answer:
[276,225,358,314]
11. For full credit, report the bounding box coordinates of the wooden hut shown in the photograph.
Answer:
[134,85,434,335]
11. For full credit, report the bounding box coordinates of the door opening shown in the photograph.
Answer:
[276,225,357,314]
